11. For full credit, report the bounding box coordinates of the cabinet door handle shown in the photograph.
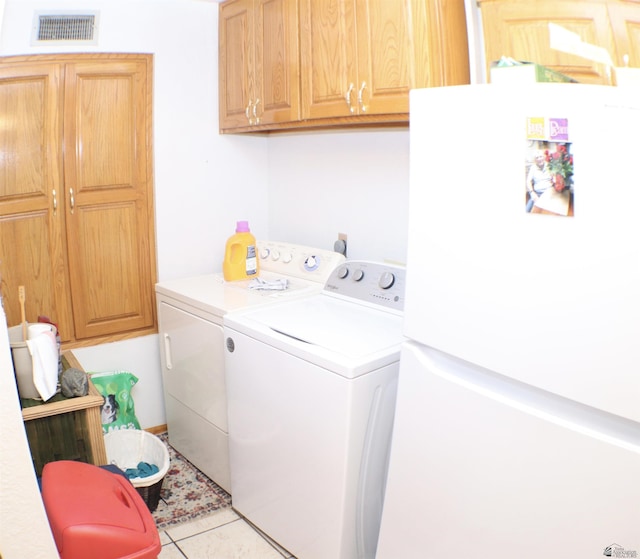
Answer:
[358,81,367,113]
[52,189,57,215]
[246,100,254,125]
[69,188,75,214]
[345,83,355,114]
[253,98,260,124]
[163,333,173,370]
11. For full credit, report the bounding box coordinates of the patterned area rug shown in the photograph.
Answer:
[152,433,232,530]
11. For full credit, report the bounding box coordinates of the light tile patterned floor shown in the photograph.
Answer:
[159,507,296,559]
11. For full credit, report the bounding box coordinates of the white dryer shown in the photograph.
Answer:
[223,261,406,559]
[155,241,344,493]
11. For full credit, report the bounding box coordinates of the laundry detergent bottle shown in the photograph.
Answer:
[223,221,259,281]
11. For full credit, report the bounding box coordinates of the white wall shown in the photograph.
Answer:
[267,127,410,264]
[0,0,411,425]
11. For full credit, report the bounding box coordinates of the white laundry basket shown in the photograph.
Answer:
[104,429,170,512]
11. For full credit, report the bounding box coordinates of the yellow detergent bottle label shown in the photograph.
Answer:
[245,244,257,275]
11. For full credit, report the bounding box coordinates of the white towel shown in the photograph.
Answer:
[26,327,58,401]
[248,277,289,291]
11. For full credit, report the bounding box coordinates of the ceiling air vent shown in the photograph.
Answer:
[32,12,99,45]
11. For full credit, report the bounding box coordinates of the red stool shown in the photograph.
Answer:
[42,461,161,559]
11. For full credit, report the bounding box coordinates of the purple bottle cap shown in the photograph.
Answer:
[236,220,250,232]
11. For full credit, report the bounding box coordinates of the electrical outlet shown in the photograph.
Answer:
[334,233,348,256]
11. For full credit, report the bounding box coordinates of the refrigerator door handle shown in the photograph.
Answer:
[421,344,640,454]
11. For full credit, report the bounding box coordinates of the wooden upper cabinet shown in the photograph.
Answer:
[478,0,640,84]
[358,0,414,115]
[299,0,360,119]
[0,54,156,346]
[300,0,412,119]
[219,0,300,131]
[257,0,300,124]
[300,0,470,121]
[608,1,640,67]
[219,0,255,129]
[220,0,470,132]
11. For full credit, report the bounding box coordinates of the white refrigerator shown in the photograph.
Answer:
[376,84,640,559]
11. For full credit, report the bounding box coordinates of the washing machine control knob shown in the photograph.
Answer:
[271,250,280,261]
[352,269,364,282]
[260,248,270,259]
[337,266,349,279]
[304,255,320,271]
[378,272,396,290]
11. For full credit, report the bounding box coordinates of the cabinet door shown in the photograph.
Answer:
[254,0,300,125]
[0,63,75,341]
[300,0,358,119]
[357,0,469,111]
[300,0,429,118]
[608,1,640,67]
[219,0,254,130]
[479,1,616,84]
[354,0,414,115]
[413,0,471,88]
[63,59,155,339]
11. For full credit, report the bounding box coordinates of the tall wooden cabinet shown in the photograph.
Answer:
[478,0,640,84]
[0,54,156,345]
[219,0,470,132]
[219,0,300,130]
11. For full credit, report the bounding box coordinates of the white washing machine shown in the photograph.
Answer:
[155,241,344,493]
[223,261,406,559]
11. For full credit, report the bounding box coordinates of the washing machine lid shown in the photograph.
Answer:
[155,271,321,317]
[225,293,405,377]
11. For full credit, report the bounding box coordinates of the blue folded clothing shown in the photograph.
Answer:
[101,464,129,480]
[124,461,159,479]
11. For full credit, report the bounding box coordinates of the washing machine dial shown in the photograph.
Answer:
[282,252,293,264]
[378,272,396,289]
[271,250,280,261]
[337,266,349,279]
[260,248,270,259]
[352,269,364,282]
[304,255,320,271]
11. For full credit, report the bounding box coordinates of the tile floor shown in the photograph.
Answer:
[158,507,296,559]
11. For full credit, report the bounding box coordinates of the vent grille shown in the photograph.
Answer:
[36,14,96,42]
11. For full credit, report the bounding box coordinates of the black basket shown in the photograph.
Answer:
[135,477,164,512]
